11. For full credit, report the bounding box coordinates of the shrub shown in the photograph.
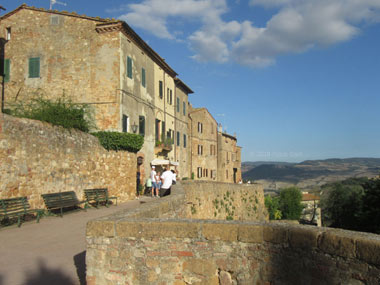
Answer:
[92,131,144,152]
[8,96,94,132]
[264,195,282,220]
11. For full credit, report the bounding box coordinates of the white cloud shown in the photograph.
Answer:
[114,0,380,67]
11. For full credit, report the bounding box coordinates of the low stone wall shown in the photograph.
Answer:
[86,182,380,285]
[0,114,137,208]
[182,181,267,221]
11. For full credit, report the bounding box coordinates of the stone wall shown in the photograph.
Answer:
[182,181,268,221]
[0,114,137,208]
[86,181,380,285]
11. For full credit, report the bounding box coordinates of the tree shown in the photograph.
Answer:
[321,180,364,230]
[360,179,380,234]
[278,187,304,220]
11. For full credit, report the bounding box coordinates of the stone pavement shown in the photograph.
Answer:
[0,196,155,285]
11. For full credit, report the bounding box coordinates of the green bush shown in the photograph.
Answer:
[92,131,144,152]
[8,96,94,132]
[264,195,282,220]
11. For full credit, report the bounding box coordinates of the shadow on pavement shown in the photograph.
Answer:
[74,251,86,285]
[22,259,76,285]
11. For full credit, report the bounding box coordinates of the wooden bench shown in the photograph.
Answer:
[42,191,86,217]
[84,188,118,208]
[0,197,43,227]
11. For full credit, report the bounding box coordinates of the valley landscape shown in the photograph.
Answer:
[242,158,380,191]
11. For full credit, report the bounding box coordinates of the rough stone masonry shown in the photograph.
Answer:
[86,182,380,284]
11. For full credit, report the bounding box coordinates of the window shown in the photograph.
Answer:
[141,68,146,87]
[6,27,11,40]
[176,131,180,146]
[161,121,166,142]
[183,101,186,115]
[167,88,170,103]
[198,122,203,133]
[50,16,59,25]
[211,170,216,179]
[183,134,186,148]
[226,170,229,179]
[175,97,179,112]
[139,116,145,136]
[210,145,214,156]
[3,59,10,82]
[170,90,173,105]
[155,119,160,142]
[127,56,132,79]
[29,57,40,78]
[198,144,203,155]
[159,81,163,99]
[197,167,202,178]
[122,115,128,132]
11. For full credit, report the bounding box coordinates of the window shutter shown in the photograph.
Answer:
[183,134,186,148]
[159,81,163,99]
[139,116,145,136]
[29,57,40,78]
[141,68,146,87]
[177,97,180,112]
[127,56,132,79]
[183,102,186,115]
[177,131,180,146]
[4,59,10,82]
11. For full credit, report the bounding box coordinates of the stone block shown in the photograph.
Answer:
[86,220,115,237]
[288,226,320,249]
[318,231,355,258]
[183,259,217,277]
[356,237,380,265]
[263,225,288,244]
[238,224,263,243]
[202,223,238,241]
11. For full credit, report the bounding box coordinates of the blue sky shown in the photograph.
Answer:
[3,0,380,162]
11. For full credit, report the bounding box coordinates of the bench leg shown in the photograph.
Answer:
[60,207,63,217]
[17,215,21,228]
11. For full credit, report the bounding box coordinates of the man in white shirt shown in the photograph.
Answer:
[160,166,174,197]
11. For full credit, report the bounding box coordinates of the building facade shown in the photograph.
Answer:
[188,107,218,181]
[217,129,242,183]
[0,5,194,182]
[1,5,242,185]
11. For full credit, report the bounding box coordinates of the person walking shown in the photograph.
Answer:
[160,166,174,197]
[155,171,161,197]
[150,166,158,197]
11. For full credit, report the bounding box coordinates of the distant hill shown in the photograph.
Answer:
[242,158,380,190]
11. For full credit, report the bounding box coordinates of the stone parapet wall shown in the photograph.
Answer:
[182,181,268,221]
[86,181,380,284]
[87,219,380,284]
[0,114,137,208]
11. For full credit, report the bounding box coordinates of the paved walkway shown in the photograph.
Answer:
[0,196,155,285]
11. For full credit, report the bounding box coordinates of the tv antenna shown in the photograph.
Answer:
[50,0,67,10]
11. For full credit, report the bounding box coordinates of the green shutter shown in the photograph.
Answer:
[177,98,180,112]
[4,59,10,82]
[127,56,132,79]
[29,57,40,78]
[139,116,145,136]
[159,81,163,99]
[183,101,186,115]
[142,68,146,87]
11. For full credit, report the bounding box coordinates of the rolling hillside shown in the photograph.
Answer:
[242,158,380,190]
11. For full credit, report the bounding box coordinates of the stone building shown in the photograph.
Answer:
[188,106,218,181]
[217,128,242,183]
[174,78,193,179]
[0,4,193,182]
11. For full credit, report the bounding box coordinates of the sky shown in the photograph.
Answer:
[2,0,380,162]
